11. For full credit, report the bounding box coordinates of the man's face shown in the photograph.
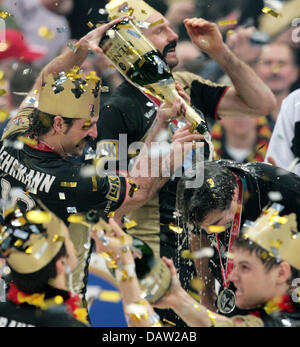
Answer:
[254,44,299,94]
[198,188,239,233]
[60,116,98,157]
[228,248,280,309]
[142,12,179,69]
[63,225,77,272]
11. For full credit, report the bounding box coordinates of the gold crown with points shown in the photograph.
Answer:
[106,0,156,23]
[0,203,67,274]
[242,204,300,270]
[38,67,101,119]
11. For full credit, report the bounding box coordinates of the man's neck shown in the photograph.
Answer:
[39,134,65,157]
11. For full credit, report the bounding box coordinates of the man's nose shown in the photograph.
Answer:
[88,123,98,139]
[167,27,179,42]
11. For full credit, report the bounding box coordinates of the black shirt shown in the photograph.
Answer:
[0,133,126,225]
[97,74,228,326]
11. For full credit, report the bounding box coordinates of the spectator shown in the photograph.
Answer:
[266,89,300,177]
[211,116,271,163]
[2,0,72,68]
[254,42,300,130]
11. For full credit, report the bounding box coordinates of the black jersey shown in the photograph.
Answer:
[96,72,228,326]
[0,107,127,304]
[0,133,126,225]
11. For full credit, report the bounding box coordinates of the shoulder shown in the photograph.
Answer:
[1,107,33,140]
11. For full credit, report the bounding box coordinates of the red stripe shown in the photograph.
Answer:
[214,86,231,120]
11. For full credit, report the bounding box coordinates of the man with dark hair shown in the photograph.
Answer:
[151,205,300,327]
[176,160,300,314]
[0,18,201,312]
[93,206,300,327]
[97,0,276,326]
[0,204,88,327]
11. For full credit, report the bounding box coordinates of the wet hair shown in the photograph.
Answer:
[28,109,75,140]
[176,161,237,225]
[9,243,66,293]
[233,236,299,286]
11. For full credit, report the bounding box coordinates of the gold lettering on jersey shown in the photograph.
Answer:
[0,146,56,193]
[106,176,121,202]
[60,182,77,188]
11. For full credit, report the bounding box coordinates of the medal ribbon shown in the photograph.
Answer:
[216,172,243,288]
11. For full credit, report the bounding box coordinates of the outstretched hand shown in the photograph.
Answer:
[79,17,131,55]
[184,18,225,56]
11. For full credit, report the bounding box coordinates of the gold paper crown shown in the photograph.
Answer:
[38,68,101,119]
[106,0,156,22]
[0,205,67,274]
[242,204,300,270]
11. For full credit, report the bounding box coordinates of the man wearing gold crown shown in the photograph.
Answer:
[95,0,276,326]
[0,203,89,327]
[93,207,300,327]
[176,159,300,318]
[0,17,203,314]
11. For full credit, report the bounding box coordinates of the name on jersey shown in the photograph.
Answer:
[0,146,56,194]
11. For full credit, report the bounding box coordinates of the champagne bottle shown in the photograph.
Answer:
[86,210,171,304]
[99,18,208,135]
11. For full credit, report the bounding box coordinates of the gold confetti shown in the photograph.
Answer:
[162,318,176,326]
[190,278,204,292]
[168,223,183,234]
[124,219,137,230]
[108,211,115,218]
[149,19,164,28]
[226,30,234,35]
[60,182,77,188]
[218,19,237,26]
[270,239,283,249]
[38,26,54,40]
[54,295,63,304]
[262,6,281,18]
[0,70,4,80]
[127,179,139,198]
[181,250,193,259]
[87,21,94,29]
[206,178,215,188]
[85,71,101,84]
[91,176,97,192]
[207,225,227,233]
[99,290,121,303]
[25,246,33,254]
[0,89,6,96]
[17,136,37,146]
[0,11,12,19]
[52,234,64,243]
[14,239,23,247]
[269,216,288,224]
[26,210,52,224]
[0,109,9,122]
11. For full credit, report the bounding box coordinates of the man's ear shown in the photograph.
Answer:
[277,261,291,285]
[53,116,66,134]
[56,257,66,274]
